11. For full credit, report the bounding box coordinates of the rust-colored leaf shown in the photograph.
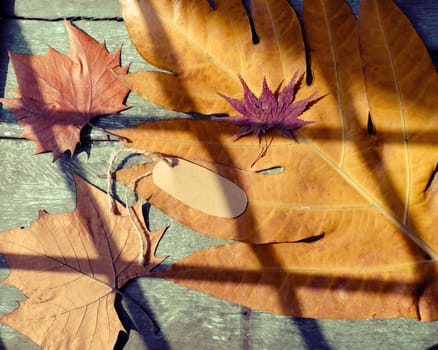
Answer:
[0,175,165,349]
[0,20,130,160]
[116,0,438,320]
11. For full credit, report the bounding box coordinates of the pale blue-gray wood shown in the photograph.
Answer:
[0,0,122,19]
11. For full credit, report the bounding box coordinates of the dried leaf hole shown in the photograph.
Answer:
[242,0,260,44]
[294,232,325,243]
[367,112,377,136]
[256,166,284,175]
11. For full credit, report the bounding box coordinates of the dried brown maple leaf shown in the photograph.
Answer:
[0,174,165,349]
[116,0,438,320]
[0,20,130,160]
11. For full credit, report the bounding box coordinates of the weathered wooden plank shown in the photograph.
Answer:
[2,0,437,52]
[0,255,38,350]
[0,140,75,229]
[121,279,243,350]
[1,0,121,19]
[248,311,438,350]
[0,139,143,230]
[0,19,148,68]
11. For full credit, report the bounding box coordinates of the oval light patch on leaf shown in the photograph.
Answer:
[152,158,247,218]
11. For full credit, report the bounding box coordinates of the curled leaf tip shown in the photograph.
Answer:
[218,71,317,166]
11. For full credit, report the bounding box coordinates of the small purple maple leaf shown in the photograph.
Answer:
[219,71,316,142]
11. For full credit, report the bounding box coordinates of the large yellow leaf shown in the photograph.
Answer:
[116,0,438,319]
[116,0,366,242]
[117,0,437,246]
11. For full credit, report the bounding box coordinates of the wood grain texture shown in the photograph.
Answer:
[1,0,438,349]
[0,0,121,19]
[3,0,435,62]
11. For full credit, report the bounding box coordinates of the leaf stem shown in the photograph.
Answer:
[87,122,131,142]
